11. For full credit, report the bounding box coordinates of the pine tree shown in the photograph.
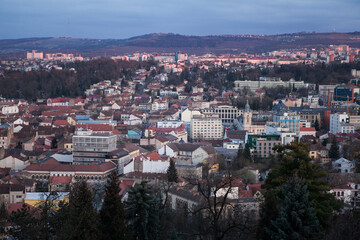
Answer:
[329,137,340,159]
[100,171,130,240]
[231,146,244,170]
[9,203,39,239]
[259,142,340,238]
[126,181,159,240]
[232,145,250,170]
[66,181,100,240]
[314,117,320,131]
[167,159,178,183]
[0,202,8,234]
[243,143,251,162]
[265,177,323,240]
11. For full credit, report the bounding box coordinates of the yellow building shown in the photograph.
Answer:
[24,192,69,208]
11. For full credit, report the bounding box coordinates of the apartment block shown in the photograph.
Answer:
[190,114,223,140]
[202,105,242,123]
[72,129,117,164]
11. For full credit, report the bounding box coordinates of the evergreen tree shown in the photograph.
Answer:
[100,171,130,240]
[322,138,328,147]
[66,181,100,240]
[167,159,178,183]
[9,203,38,239]
[329,138,340,159]
[265,177,323,240]
[244,143,251,162]
[232,145,250,170]
[0,202,7,220]
[231,146,244,170]
[126,181,159,240]
[0,202,8,234]
[259,142,340,238]
[314,117,320,131]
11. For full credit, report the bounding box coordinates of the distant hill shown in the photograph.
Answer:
[1,32,360,58]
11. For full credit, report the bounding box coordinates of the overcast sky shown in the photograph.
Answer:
[0,0,359,39]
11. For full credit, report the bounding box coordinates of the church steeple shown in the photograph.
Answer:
[244,100,251,112]
[243,100,252,129]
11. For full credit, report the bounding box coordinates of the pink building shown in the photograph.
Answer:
[26,50,43,59]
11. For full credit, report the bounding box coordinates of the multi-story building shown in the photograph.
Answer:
[273,102,301,136]
[202,105,242,123]
[190,114,223,140]
[72,129,117,164]
[26,50,43,59]
[265,123,296,145]
[333,84,353,102]
[235,101,266,135]
[298,110,321,128]
[330,113,354,134]
[24,158,117,183]
[349,115,360,130]
[145,121,188,142]
[250,135,281,159]
[234,77,306,91]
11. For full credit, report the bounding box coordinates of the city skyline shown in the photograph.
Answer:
[0,0,359,39]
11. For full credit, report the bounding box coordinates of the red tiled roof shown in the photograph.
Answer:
[300,127,316,131]
[119,180,136,196]
[8,203,40,218]
[24,158,117,173]
[145,152,161,161]
[53,120,69,126]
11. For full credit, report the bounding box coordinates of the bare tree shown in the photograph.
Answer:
[185,172,257,240]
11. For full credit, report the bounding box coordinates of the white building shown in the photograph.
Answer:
[72,129,117,164]
[330,113,354,134]
[0,155,30,171]
[202,105,242,123]
[332,157,356,173]
[190,114,223,140]
[273,112,301,136]
[265,123,296,145]
[181,108,201,123]
[151,101,168,111]
[234,78,306,91]
[1,105,19,115]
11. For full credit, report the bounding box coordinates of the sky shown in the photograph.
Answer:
[0,0,359,39]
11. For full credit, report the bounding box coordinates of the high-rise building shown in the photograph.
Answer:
[330,113,354,134]
[191,114,223,140]
[202,105,242,123]
[334,84,352,102]
[72,129,117,164]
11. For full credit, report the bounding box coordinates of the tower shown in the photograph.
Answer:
[243,100,252,129]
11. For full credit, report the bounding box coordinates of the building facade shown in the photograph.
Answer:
[190,114,223,140]
[72,129,117,164]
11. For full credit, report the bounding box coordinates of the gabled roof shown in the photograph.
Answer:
[201,145,217,155]
[167,143,202,152]
[225,130,247,140]
[53,120,69,126]
[155,135,170,143]
[145,152,162,161]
